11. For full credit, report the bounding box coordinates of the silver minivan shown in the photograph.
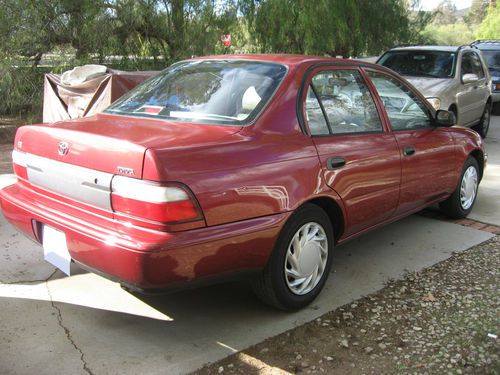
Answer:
[377,45,492,138]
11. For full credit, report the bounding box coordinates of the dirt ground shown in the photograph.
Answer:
[196,235,500,375]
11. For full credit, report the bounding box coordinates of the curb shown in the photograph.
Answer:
[419,209,500,235]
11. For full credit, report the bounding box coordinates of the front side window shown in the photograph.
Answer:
[305,69,382,135]
[461,53,475,76]
[106,60,287,126]
[367,71,431,131]
[470,52,485,78]
[378,50,456,78]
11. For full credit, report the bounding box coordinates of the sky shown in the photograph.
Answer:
[419,0,472,11]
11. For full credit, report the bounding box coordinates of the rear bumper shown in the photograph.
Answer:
[0,182,289,290]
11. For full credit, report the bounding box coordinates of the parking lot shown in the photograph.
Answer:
[1,115,499,375]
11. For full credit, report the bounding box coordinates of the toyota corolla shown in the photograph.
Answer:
[0,55,485,310]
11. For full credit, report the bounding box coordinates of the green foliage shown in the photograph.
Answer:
[0,56,45,120]
[421,23,475,45]
[246,0,430,57]
[476,4,500,39]
[0,0,432,120]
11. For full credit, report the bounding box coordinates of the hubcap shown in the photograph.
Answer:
[460,166,478,210]
[284,222,328,295]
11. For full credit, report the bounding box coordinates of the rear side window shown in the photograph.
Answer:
[106,60,287,126]
[367,71,431,131]
[305,69,383,135]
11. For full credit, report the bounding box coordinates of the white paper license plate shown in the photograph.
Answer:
[43,225,71,275]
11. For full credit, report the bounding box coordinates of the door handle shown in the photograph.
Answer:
[403,146,415,156]
[326,156,346,170]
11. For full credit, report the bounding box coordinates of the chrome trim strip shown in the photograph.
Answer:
[26,154,113,210]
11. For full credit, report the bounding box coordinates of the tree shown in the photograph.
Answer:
[421,23,475,45]
[433,0,458,25]
[242,0,430,57]
[476,3,500,38]
[465,0,489,26]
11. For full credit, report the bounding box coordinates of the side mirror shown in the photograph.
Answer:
[435,110,456,127]
[462,73,479,84]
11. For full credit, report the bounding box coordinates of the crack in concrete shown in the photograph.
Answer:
[45,274,93,375]
[1,269,59,285]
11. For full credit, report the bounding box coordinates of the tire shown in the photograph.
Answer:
[472,102,491,138]
[493,101,500,116]
[253,204,334,310]
[439,157,480,219]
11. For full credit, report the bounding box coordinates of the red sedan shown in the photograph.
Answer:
[0,55,485,310]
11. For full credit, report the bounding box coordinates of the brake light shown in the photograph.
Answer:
[111,176,203,224]
[12,150,28,180]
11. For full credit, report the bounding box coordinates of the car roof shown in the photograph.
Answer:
[188,54,381,69]
[471,40,500,49]
[387,46,461,53]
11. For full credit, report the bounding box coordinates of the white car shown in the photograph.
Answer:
[377,45,492,138]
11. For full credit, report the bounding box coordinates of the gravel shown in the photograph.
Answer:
[195,236,499,374]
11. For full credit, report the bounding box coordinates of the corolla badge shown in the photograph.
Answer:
[58,141,69,156]
[117,166,134,176]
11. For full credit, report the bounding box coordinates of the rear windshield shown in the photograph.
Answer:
[105,60,287,126]
[378,50,456,78]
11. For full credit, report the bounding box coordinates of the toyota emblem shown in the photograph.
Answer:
[58,141,69,156]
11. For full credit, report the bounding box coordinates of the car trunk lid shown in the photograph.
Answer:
[13,113,241,212]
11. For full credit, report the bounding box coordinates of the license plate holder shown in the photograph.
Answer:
[43,225,71,275]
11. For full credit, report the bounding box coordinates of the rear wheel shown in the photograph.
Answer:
[493,101,500,116]
[472,102,491,138]
[439,157,479,219]
[253,204,334,310]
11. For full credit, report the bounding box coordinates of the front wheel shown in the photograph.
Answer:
[253,204,334,310]
[439,157,480,219]
[472,102,491,138]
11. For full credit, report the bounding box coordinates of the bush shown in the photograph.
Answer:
[0,58,46,122]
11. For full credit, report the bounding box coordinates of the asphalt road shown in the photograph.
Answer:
[0,116,499,375]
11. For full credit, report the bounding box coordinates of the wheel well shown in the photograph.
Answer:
[307,197,344,243]
[470,149,485,180]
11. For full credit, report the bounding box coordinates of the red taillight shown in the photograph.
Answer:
[12,150,28,180]
[111,176,203,224]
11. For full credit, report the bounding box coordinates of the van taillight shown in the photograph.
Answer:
[12,150,28,180]
[111,176,203,224]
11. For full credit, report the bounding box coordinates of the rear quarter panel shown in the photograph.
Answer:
[143,63,345,227]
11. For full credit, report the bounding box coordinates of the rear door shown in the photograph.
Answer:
[457,51,489,125]
[303,67,401,236]
[364,69,457,215]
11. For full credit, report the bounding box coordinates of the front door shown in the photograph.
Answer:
[365,70,456,215]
